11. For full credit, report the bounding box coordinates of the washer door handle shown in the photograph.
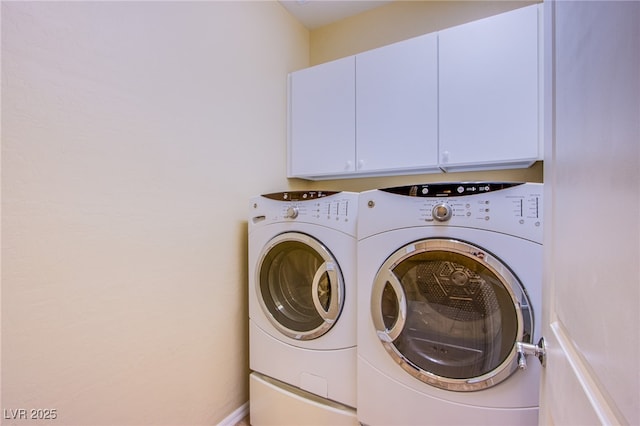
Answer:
[311,261,340,323]
[516,338,547,369]
[372,269,407,343]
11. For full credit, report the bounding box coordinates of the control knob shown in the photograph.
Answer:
[285,206,299,219]
[432,203,453,222]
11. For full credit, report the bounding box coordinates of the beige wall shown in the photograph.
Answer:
[309,0,540,66]
[293,0,543,193]
[289,162,543,194]
[1,2,307,424]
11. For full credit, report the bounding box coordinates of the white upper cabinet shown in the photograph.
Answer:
[438,4,541,171]
[288,4,542,180]
[288,56,356,178]
[288,33,438,180]
[355,33,439,175]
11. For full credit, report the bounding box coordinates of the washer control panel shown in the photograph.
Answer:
[361,182,543,243]
[250,191,358,236]
[415,193,541,224]
[261,191,339,201]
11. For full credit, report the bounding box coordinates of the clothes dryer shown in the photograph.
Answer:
[249,191,358,425]
[357,182,544,426]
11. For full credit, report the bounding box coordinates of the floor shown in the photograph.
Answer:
[234,415,250,426]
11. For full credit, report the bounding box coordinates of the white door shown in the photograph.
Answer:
[542,1,639,425]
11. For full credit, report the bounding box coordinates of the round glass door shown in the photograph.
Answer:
[257,232,344,340]
[371,238,533,391]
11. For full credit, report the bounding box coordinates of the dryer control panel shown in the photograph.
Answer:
[250,191,358,236]
[360,182,543,243]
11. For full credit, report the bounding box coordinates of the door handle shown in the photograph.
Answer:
[516,337,546,369]
[372,269,407,343]
[311,262,341,323]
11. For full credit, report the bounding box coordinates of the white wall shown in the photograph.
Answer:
[1,2,307,424]
[541,1,640,424]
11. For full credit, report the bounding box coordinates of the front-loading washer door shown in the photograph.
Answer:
[257,232,344,341]
[371,238,533,392]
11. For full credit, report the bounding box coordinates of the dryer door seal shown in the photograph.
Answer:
[371,238,533,391]
[257,232,345,340]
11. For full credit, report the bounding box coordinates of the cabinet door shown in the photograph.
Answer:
[288,57,356,179]
[356,33,439,174]
[439,4,540,171]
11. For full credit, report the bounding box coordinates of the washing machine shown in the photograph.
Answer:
[248,191,358,425]
[357,182,545,426]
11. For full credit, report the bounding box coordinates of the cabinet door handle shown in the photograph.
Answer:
[357,159,365,170]
[345,160,353,171]
[441,151,450,164]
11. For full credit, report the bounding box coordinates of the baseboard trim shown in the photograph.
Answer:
[218,401,249,426]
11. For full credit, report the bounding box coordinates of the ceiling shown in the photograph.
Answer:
[279,0,394,30]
